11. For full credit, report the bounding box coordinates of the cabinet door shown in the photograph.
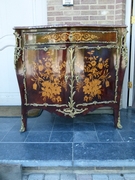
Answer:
[23,46,70,106]
[0,0,47,105]
[74,46,118,106]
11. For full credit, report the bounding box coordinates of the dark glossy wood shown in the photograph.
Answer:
[14,25,128,132]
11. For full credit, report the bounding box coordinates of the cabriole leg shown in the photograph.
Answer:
[113,108,122,129]
[117,111,122,129]
[20,107,27,132]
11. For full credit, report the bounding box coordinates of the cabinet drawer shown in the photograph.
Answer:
[23,31,117,45]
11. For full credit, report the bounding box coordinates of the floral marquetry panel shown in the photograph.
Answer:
[74,47,117,104]
[24,47,70,105]
[14,24,127,132]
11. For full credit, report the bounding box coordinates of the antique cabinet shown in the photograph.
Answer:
[14,25,127,132]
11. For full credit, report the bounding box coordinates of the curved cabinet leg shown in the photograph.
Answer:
[20,118,26,132]
[117,111,122,129]
[20,107,27,132]
[113,108,122,129]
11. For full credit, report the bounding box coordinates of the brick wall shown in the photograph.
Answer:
[47,0,126,25]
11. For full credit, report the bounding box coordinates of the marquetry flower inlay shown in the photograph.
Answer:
[31,50,67,103]
[76,50,111,101]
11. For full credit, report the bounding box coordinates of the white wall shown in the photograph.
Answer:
[0,0,47,105]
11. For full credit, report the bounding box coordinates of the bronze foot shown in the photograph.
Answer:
[20,120,26,132]
[117,113,122,129]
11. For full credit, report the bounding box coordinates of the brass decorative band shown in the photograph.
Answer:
[14,32,22,67]
[121,29,128,66]
[24,31,117,44]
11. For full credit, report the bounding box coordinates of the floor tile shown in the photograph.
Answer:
[61,173,76,180]
[94,122,115,131]
[0,117,18,124]
[81,114,114,124]
[119,130,135,142]
[123,143,135,159]
[28,174,44,180]
[73,123,95,131]
[45,174,60,180]
[74,143,135,160]
[97,131,123,142]
[76,174,93,180]
[10,123,23,132]
[92,174,109,180]
[31,123,53,131]
[25,131,51,142]
[120,109,135,130]
[108,174,125,180]
[34,111,54,124]
[10,119,37,132]
[2,131,29,142]
[0,131,7,141]
[54,115,73,124]
[53,123,73,131]
[73,131,98,142]
[120,108,135,122]
[0,122,14,132]
[118,121,135,131]
[50,132,73,142]
[73,115,94,123]
[124,174,135,180]
[0,143,72,160]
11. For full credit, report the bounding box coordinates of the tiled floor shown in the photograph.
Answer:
[0,108,135,167]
